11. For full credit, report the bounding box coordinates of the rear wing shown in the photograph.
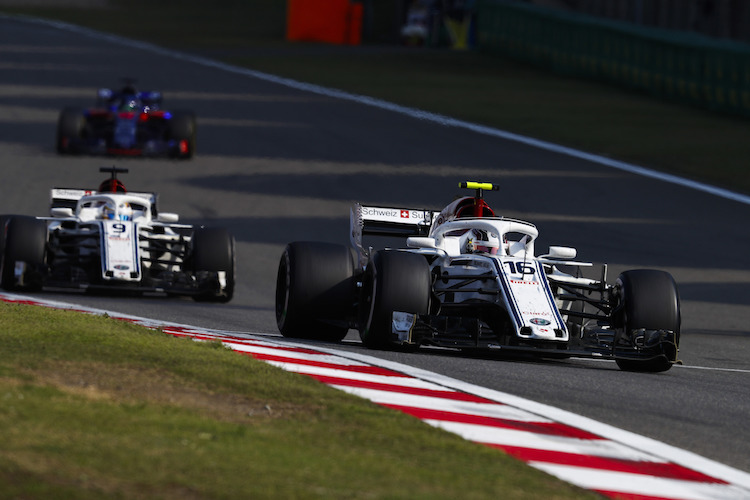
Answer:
[350,203,438,267]
[50,188,159,214]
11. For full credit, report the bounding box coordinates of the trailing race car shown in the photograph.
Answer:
[0,167,234,302]
[276,181,681,372]
[56,80,196,159]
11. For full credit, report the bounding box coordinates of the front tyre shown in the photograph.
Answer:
[191,227,235,302]
[358,250,431,349]
[1,216,48,291]
[614,269,680,372]
[275,242,354,342]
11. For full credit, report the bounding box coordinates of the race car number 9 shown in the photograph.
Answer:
[112,223,127,234]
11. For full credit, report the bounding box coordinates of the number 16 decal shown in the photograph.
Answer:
[504,261,536,275]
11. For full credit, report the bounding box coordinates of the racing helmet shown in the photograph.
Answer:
[98,200,115,220]
[119,96,140,112]
[118,202,133,221]
[98,200,132,221]
[464,228,500,255]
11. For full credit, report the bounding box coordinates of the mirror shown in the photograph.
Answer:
[406,236,436,249]
[546,246,577,259]
[50,207,74,218]
[156,212,179,223]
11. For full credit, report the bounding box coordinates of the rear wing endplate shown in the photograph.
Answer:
[350,203,437,267]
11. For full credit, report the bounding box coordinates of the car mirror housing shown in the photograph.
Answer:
[545,246,577,259]
[50,207,74,218]
[156,212,179,223]
[406,236,436,249]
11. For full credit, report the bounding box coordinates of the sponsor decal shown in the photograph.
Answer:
[530,318,551,326]
[54,188,93,198]
[510,279,538,285]
[362,207,400,218]
[114,265,130,271]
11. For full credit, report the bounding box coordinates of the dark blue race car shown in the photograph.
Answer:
[56,81,196,159]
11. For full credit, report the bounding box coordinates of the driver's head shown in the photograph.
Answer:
[118,202,133,221]
[466,228,500,254]
[119,97,139,112]
[97,200,132,221]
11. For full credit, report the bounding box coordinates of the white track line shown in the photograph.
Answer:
[3,13,750,206]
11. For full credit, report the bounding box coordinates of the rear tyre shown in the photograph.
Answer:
[358,250,431,349]
[56,107,85,154]
[1,216,48,291]
[191,227,235,302]
[614,269,680,372]
[167,111,196,159]
[275,242,354,342]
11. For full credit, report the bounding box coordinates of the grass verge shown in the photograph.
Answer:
[0,302,597,498]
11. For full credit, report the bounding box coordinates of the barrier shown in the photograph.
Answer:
[286,0,363,46]
[476,0,750,117]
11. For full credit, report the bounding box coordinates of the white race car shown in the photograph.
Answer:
[276,181,680,372]
[0,168,234,302]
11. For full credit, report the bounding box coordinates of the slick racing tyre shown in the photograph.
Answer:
[358,250,431,349]
[167,111,196,159]
[191,227,235,302]
[614,269,680,373]
[275,242,354,342]
[1,216,48,292]
[56,107,85,154]
[0,214,12,266]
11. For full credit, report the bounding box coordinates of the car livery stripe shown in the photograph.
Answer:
[133,222,141,276]
[535,260,567,332]
[492,258,524,327]
[98,220,108,278]
[2,292,749,500]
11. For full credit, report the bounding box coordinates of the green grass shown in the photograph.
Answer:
[0,303,597,498]
[3,1,750,192]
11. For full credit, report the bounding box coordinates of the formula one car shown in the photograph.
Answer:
[276,182,681,372]
[0,168,234,301]
[56,80,196,159]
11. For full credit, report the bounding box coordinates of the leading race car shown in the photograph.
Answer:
[276,181,681,372]
[0,167,234,302]
[56,80,196,159]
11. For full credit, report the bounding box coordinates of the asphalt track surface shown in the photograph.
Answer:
[2,15,749,474]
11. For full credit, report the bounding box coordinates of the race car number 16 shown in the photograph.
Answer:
[504,261,536,275]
